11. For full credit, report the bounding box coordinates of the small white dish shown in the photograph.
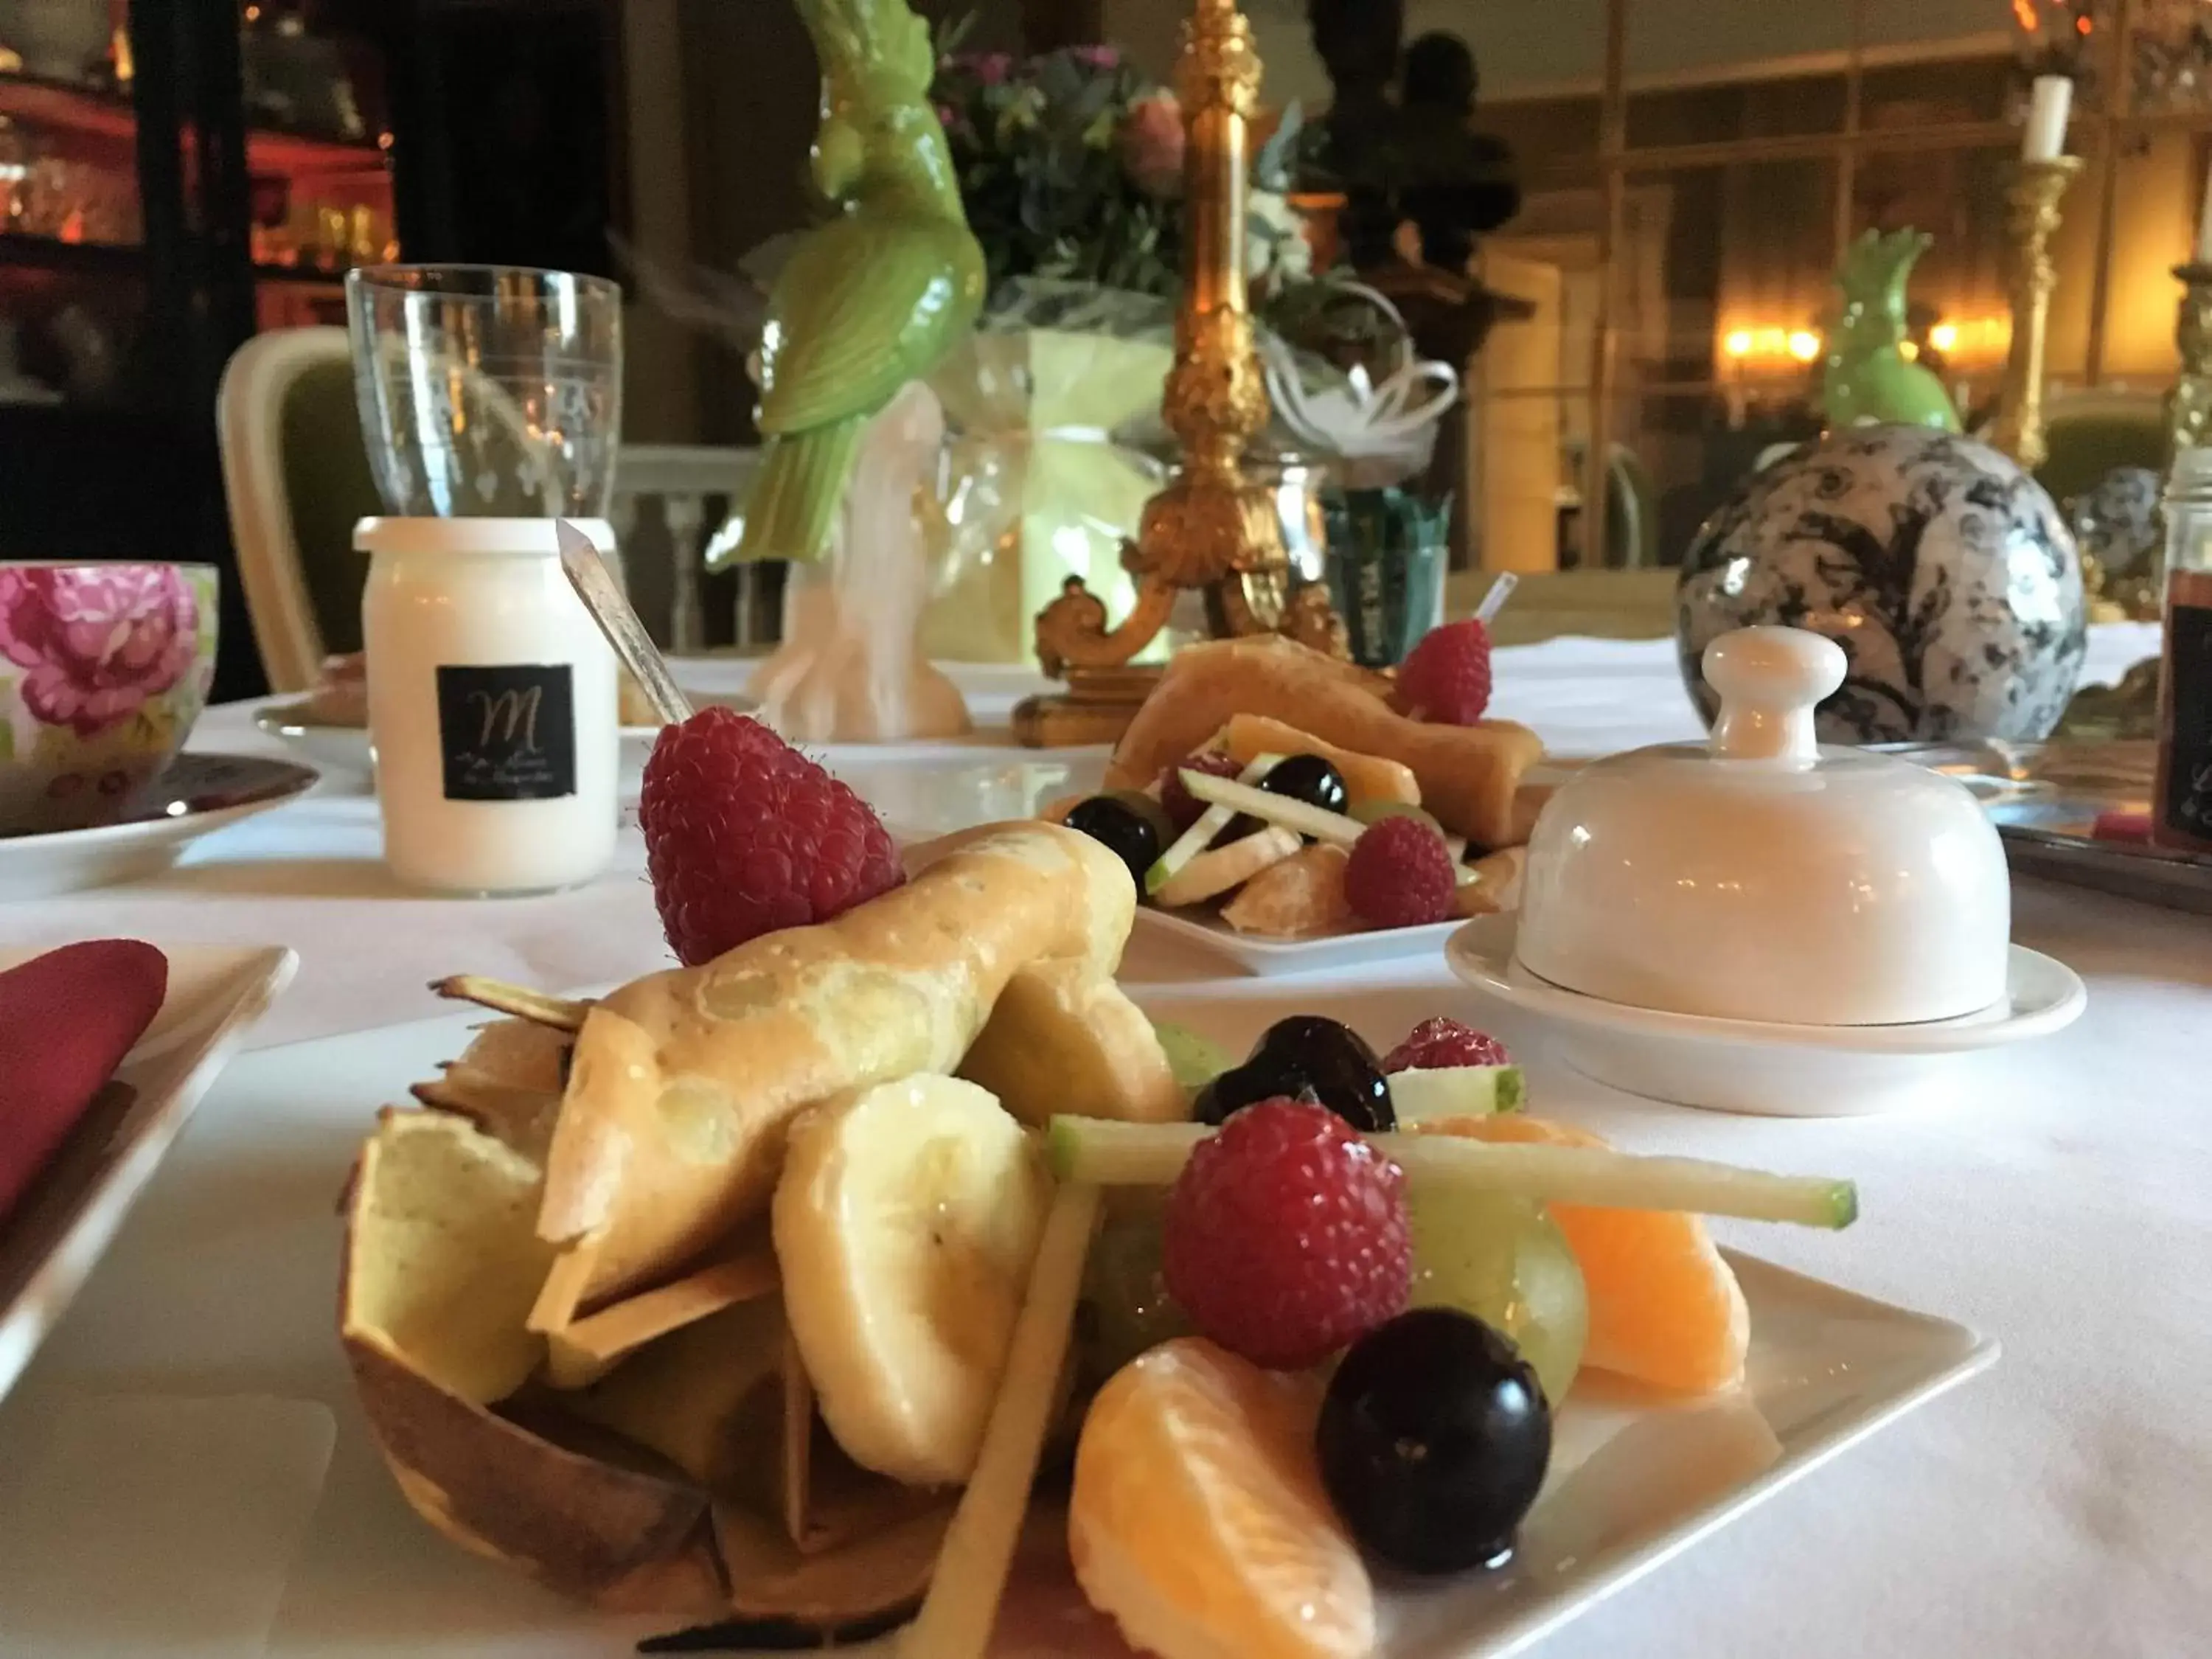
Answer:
[0,754,317,900]
[1446,913,2087,1116]
[1134,905,1462,978]
[0,942,297,1403]
[1520,627,2012,1026]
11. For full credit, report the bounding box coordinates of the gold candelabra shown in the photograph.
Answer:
[1988,155,2081,473]
[1012,0,1345,748]
[2168,260,2212,465]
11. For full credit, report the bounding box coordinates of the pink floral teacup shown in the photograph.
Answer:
[0,563,219,835]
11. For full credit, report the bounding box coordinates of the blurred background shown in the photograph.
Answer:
[0,0,2201,695]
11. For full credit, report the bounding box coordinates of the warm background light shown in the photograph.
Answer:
[1718,315,2009,374]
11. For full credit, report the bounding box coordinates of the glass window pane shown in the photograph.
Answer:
[1859,53,2017,129]
[1622,0,1851,90]
[1408,0,1606,105]
[1478,160,1603,392]
[1482,97,1601,181]
[1612,392,1823,569]
[1627,74,1848,149]
[2097,128,2196,386]
[1613,158,1839,389]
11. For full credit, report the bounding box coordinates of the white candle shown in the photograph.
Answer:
[2194,161,2212,266]
[2022,75,2073,163]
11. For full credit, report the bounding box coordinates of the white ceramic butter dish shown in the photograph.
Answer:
[1517,626,2012,1027]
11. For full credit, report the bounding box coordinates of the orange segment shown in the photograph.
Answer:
[1068,1338,1373,1659]
[1421,1116,1750,1394]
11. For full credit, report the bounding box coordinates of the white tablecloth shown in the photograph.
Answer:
[4,625,2206,1659]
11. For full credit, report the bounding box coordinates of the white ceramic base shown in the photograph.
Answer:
[1445,914,2087,1116]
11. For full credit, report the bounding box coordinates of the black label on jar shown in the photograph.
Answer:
[435,664,577,801]
[2163,599,2212,842]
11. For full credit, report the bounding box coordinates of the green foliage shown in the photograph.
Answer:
[933,46,1315,305]
[936,46,1180,297]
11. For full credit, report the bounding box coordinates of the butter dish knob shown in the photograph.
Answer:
[1703,626,1846,766]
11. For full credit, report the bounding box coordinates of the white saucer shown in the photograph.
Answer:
[0,755,318,901]
[1444,913,2087,1116]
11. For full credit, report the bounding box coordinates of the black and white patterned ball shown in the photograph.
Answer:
[1676,425,2087,743]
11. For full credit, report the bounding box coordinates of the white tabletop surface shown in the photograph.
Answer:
[4,625,2205,1658]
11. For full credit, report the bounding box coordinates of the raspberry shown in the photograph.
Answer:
[1343,815,1456,929]
[639,707,904,965]
[1158,750,1242,832]
[1162,1099,1411,1371]
[1396,619,1494,725]
[1382,1017,1510,1073]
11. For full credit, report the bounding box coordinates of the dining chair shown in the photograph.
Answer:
[215,326,377,692]
[217,326,767,687]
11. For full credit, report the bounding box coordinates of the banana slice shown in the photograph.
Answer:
[959,960,1187,1128]
[773,1076,1051,1488]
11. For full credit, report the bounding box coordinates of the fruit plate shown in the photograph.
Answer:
[0,942,296,1407]
[1383,1253,1994,1657]
[1132,905,1465,978]
[0,995,1993,1658]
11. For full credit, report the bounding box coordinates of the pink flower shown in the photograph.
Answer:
[0,565,202,736]
[959,52,1012,86]
[1071,45,1121,71]
[1119,91,1186,196]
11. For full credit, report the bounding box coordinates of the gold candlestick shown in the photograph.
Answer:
[1988,155,2081,473]
[1013,0,1345,749]
[2168,260,2212,466]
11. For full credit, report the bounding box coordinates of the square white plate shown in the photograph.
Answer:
[0,942,297,1404]
[0,994,1992,1656]
[1135,905,1464,978]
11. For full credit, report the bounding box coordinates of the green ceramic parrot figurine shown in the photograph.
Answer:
[1820,229,1962,433]
[727,0,987,566]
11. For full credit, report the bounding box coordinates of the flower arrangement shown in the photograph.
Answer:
[934,44,1314,303]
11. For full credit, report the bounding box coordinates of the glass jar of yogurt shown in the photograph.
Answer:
[359,516,619,894]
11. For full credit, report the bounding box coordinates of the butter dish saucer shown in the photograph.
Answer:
[1444,914,2085,1116]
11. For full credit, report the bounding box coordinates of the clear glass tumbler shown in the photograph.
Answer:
[345,264,624,519]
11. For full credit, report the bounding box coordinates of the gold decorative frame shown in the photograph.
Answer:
[1013,0,1345,748]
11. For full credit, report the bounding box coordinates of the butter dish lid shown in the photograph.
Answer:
[1515,627,2012,1027]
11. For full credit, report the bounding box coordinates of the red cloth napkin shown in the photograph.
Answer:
[0,940,168,1223]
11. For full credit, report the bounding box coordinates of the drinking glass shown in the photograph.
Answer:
[345,265,623,519]
[1323,487,1451,667]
